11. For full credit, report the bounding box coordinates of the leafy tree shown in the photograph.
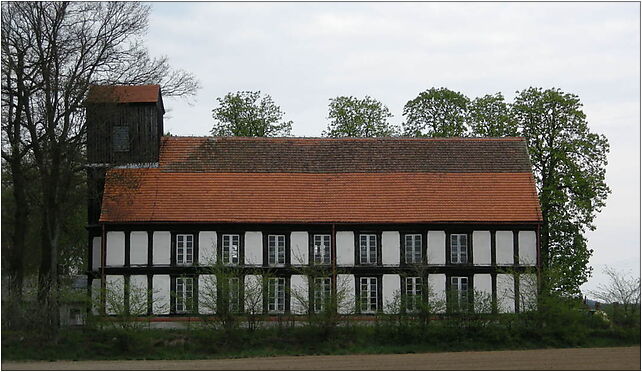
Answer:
[323,95,398,137]
[402,87,470,137]
[211,91,292,137]
[468,93,518,137]
[512,87,610,296]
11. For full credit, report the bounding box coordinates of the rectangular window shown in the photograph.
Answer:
[176,234,194,265]
[112,125,130,152]
[450,234,468,264]
[267,277,286,314]
[359,234,377,264]
[360,277,378,314]
[404,234,422,264]
[314,277,332,313]
[313,234,331,265]
[268,235,286,266]
[450,276,469,313]
[222,234,240,265]
[405,277,422,313]
[175,277,193,313]
[228,277,240,313]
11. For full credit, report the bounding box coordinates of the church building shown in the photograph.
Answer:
[86,85,541,318]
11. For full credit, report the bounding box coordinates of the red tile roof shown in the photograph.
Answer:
[100,170,541,223]
[86,85,161,104]
[100,137,542,224]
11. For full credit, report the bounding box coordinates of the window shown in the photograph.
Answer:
[227,277,240,313]
[404,234,422,264]
[176,234,194,265]
[175,277,193,313]
[112,126,130,152]
[450,233,468,264]
[405,277,422,313]
[267,277,286,314]
[450,276,469,313]
[222,234,240,265]
[314,277,332,313]
[313,234,331,265]
[360,277,378,314]
[359,234,377,264]
[268,235,286,266]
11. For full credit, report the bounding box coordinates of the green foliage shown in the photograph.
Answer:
[211,91,292,137]
[468,93,518,137]
[512,87,610,295]
[402,87,470,137]
[323,96,398,137]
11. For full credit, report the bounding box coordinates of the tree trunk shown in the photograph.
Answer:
[8,158,27,302]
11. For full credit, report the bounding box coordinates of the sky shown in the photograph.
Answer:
[145,2,640,294]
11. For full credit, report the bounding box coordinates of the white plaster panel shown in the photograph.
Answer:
[92,237,101,271]
[199,231,217,265]
[472,231,491,266]
[518,231,537,266]
[337,274,355,314]
[105,275,124,315]
[106,231,125,267]
[199,274,217,314]
[427,274,446,313]
[129,275,148,315]
[496,231,514,265]
[152,274,170,315]
[497,274,515,313]
[473,274,493,313]
[336,231,355,267]
[383,274,400,313]
[427,231,446,265]
[152,231,171,265]
[244,274,263,314]
[130,231,148,266]
[244,232,263,266]
[519,273,538,312]
[290,232,309,266]
[290,274,308,314]
[381,231,400,266]
[91,279,101,315]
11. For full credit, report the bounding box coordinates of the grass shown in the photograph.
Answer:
[2,319,640,362]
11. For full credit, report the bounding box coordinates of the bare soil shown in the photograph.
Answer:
[2,346,639,370]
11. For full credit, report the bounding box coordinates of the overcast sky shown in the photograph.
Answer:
[145,2,640,294]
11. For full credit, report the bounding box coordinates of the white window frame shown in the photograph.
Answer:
[268,235,286,266]
[176,234,194,265]
[450,233,468,264]
[359,277,378,314]
[222,234,240,265]
[450,276,469,312]
[405,276,422,313]
[314,277,332,313]
[228,277,240,313]
[404,234,422,264]
[267,277,286,314]
[313,234,331,265]
[175,277,193,313]
[359,234,377,265]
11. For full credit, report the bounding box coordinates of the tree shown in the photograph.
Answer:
[589,266,640,325]
[323,95,398,137]
[512,87,610,296]
[468,93,518,137]
[402,87,470,137]
[1,2,199,332]
[211,91,292,136]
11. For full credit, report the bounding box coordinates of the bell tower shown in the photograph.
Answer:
[85,84,164,225]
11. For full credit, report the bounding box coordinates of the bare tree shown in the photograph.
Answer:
[589,266,640,322]
[1,2,199,332]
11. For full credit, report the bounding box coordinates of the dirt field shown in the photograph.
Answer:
[2,346,639,370]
